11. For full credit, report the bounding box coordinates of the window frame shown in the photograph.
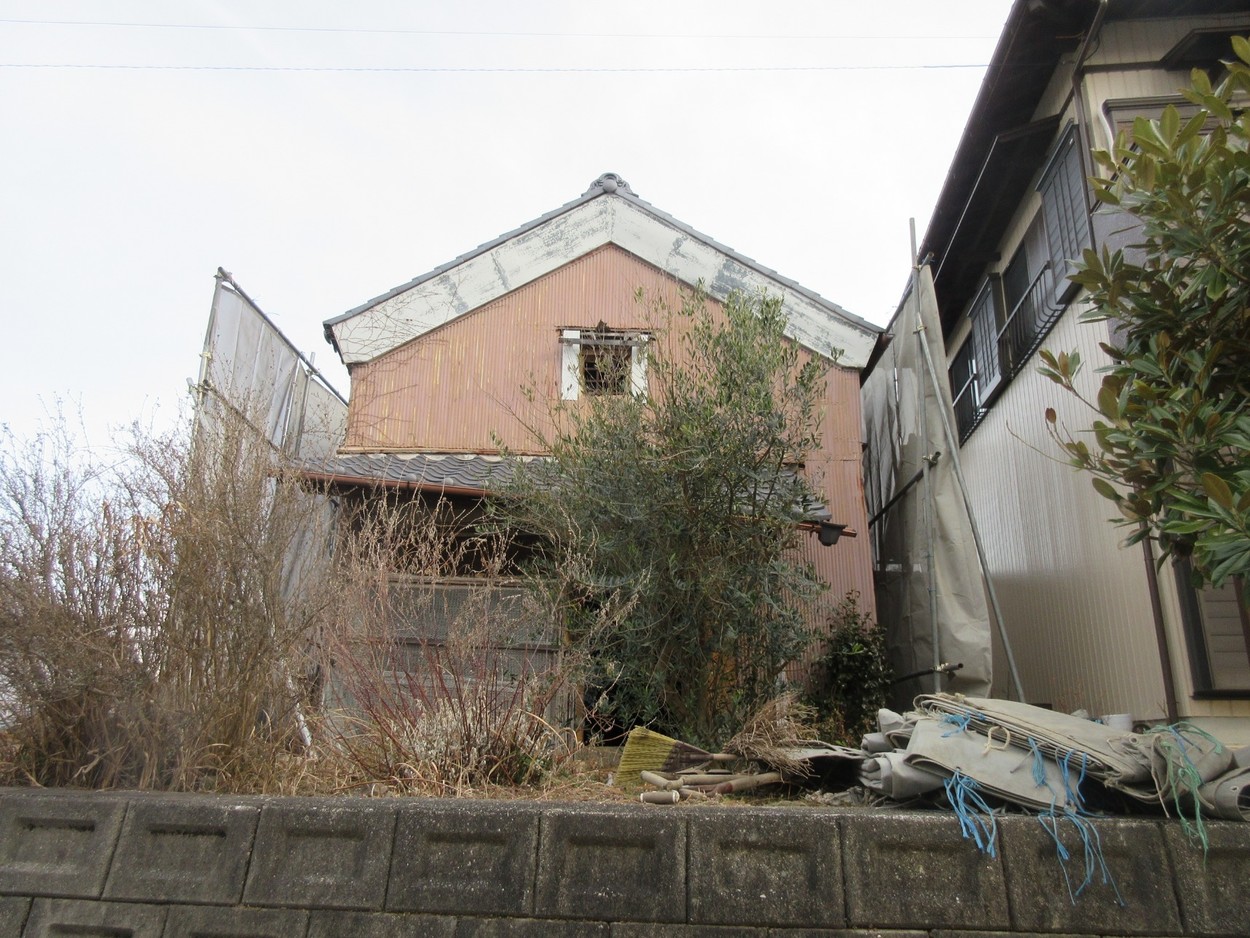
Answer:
[559,327,648,401]
[949,279,1003,441]
[1036,122,1092,306]
[1174,560,1250,697]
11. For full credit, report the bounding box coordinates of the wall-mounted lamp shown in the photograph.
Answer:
[817,522,847,546]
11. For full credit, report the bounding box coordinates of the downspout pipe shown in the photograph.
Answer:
[1143,536,1181,723]
[1071,0,1109,255]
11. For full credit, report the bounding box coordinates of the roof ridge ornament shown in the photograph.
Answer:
[586,172,634,197]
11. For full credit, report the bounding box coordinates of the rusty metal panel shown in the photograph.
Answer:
[344,245,693,454]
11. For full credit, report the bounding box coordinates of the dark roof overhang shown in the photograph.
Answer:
[297,452,520,499]
[918,0,1096,334]
[929,115,1061,321]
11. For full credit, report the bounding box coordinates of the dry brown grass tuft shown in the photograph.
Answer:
[723,692,822,777]
[0,405,341,791]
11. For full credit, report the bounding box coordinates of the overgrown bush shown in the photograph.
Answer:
[498,288,830,747]
[0,407,334,790]
[804,593,892,745]
[320,497,577,794]
[0,403,583,794]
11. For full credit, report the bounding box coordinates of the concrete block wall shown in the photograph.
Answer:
[0,787,1247,937]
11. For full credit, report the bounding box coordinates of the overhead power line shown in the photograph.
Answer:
[0,62,989,73]
[0,17,997,42]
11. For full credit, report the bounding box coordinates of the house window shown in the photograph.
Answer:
[1037,123,1091,305]
[1175,562,1250,696]
[560,326,648,400]
[999,214,1062,376]
[949,281,1001,441]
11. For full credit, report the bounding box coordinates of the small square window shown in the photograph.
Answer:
[580,340,632,395]
[560,326,648,400]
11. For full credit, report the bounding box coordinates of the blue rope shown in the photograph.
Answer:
[1028,736,1047,788]
[939,708,987,737]
[1029,742,1119,904]
[1037,809,1125,906]
[1143,722,1221,856]
[1058,748,1089,814]
[944,771,999,858]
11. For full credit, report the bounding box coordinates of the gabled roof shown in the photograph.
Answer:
[324,173,882,369]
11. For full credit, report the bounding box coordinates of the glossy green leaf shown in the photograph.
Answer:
[1092,478,1122,503]
[1203,473,1235,510]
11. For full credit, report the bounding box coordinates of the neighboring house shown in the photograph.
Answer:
[865,0,1250,737]
[312,173,884,679]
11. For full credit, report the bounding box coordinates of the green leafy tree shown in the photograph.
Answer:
[499,289,830,747]
[1040,38,1250,602]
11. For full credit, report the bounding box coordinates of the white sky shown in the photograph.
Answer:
[0,1,1012,444]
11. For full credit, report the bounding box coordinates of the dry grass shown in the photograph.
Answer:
[0,402,608,798]
[724,692,823,778]
[0,406,338,791]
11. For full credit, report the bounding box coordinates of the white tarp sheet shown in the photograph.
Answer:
[196,273,348,608]
[862,264,993,703]
[198,274,346,461]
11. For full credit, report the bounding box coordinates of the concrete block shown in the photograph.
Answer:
[999,815,1181,935]
[308,910,455,938]
[840,811,1010,930]
[454,919,609,937]
[0,792,125,898]
[608,925,762,937]
[244,798,397,910]
[388,800,539,916]
[104,795,259,904]
[534,806,685,923]
[1164,820,1250,936]
[23,898,165,938]
[0,897,29,938]
[687,809,842,928]
[164,904,309,938]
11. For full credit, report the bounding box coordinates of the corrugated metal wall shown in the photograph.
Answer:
[344,242,877,632]
[958,305,1168,718]
[932,16,1250,721]
[345,245,680,454]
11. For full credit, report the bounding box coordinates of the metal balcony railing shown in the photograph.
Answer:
[999,263,1063,376]
[951,373,981,443]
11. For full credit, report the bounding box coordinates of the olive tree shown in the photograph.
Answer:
[499,288,830,747]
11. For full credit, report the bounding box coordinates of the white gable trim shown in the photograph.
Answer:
[329,196,877,368]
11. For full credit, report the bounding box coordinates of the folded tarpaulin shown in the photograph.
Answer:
[914,694,1153,787]
[1200,765,1250,821]
[859,748,946,799]
[901,715,1080,812]
[914,693,1248,820]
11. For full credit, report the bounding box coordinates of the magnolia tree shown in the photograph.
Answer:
[499,289,830,747]
[1041,39,1250,602]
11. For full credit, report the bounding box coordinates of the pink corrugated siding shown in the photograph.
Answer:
[344,245,686,454]
[343,243,876,625]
